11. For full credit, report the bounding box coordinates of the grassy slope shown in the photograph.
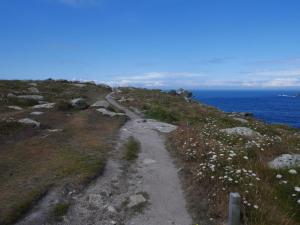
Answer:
[115,87,300,225]
[0,80,126,225]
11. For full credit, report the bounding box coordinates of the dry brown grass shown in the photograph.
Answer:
[0,80,125,225]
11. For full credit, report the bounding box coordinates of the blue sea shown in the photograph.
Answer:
[192,90,300,128]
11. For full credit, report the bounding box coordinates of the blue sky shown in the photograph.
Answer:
[1,0,300,89]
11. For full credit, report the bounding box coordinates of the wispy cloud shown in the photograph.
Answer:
[100,69,300,89]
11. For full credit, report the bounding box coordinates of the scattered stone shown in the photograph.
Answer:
[17,95,44,100]
[220,127,261,137]
[32,103,55,109]
[268,154,300,169]
[30,111,44,116]
[28,87,39,93]
[91,100,110,108]
[96,108,125,117]
[18,118,40,127]
[70,98,89,109]
[127,194,146,208]
[7,106,23,111]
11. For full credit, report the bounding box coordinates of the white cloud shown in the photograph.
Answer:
[99,68,300,89]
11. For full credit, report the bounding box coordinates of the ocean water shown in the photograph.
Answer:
[192,90,300,128]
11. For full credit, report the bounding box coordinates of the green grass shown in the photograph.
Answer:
[123,137,140,161]
[51,202,70,220]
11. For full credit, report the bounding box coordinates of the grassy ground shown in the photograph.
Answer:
[0,80,126,225]
[114,88,300,225]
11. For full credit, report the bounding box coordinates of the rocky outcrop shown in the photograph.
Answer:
[17,95,44,101]
[70,98,89,109]
[91,100,109,108]
[268,154,300,169]
[7,106,23,111]
[228,112,254,118]
[32,103,55,109]
[28,87,40,93]
[96,108,125,117]
[220,127,261,137]
[18,118,40,127]
[233,117,249,123]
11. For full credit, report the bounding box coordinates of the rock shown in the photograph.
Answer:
[28,87,39,93]
[7,106,23,111]
[47,129,63,132]
[127,194,146,208]
[96,108,125,117]
[143,119,178,133]
[17,95,44,100]
[70,98,89,109]
[91,100,110,108]
[30,111,44,116]
[268,154,300,169]
[32,103,55,109]
[110,221,117,225]
[18,118,40,127]
[233,117,248,123]
[7,93,16,98]
[72,83,86,88]
[107,205,116,213]
[220,127,261,137]
[229,112,254,118]
[29,82,37,86]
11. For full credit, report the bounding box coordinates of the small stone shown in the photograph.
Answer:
[107,205,116,213]
[127,194,146,208]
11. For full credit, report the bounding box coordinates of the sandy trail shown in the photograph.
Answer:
[55,94,192,225]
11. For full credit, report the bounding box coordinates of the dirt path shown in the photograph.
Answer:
[56,94,192,225]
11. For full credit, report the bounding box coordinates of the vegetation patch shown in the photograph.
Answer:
[115,87,300,225]
[51,202,70,221]
[123,137,140,161]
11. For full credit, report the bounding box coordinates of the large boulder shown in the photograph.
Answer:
[268,154,300,169]
[91,100,110,108]
[18,118,40,127]
[70,98,89,109]
[220,127,261,137]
